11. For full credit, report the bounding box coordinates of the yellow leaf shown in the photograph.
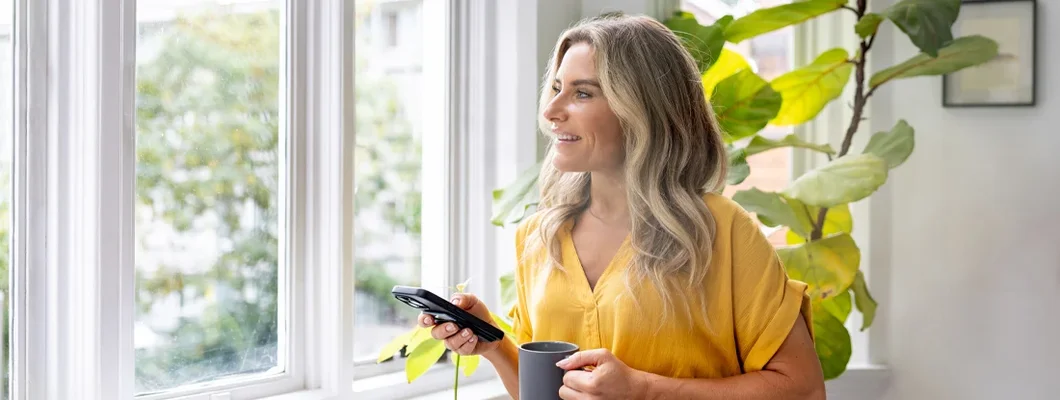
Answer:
[452,353,482,377]
[404,326,434,355]
[491,312,514,337]
[701,48,751,100]
[376,328,416,363]
[769,48,853,126]
[405,338,446,383]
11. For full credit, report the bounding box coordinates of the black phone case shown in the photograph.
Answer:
[391,285,505,343]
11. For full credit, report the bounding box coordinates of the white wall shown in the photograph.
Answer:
[869,2,1060,399]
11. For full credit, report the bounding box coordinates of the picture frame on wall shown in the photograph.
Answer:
[943,0,1037,107]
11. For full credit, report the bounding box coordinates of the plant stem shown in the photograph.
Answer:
[810,0,874,241]
[454,354,460,399]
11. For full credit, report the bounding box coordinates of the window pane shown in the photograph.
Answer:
[1,0,12,397]
[353,0,425,365]
[134,0,285,394]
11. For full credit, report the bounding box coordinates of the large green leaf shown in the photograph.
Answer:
[784,154,888,208]
[863,119,915,168]
[855,13,884,39]
[769,48,853,126]
[491,311,514,337]
[724,0,849,43]
[664,13,732,73]
[869,35,999,89]
[726,147,751,185]
[702,48,751,100]
[405,337,446,382]
[812,304,853,380]
[785,202,853,245]
[712,69,782,142]
[491,161,541,227]
[499,272,516,311]
[776,233,860,301]
[852,271,877,331]
[376,328,416,363]
[745,134,835,157]
[451,353,482,377]
[883,0,961,57]
[732,188,812,237]
[404,326,435,355]
[820,290,852,322]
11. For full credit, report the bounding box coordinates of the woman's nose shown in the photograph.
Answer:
[542,95,566,123]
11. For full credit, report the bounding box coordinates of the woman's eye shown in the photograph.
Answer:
[576,91,591,99]
[551,85,561,93]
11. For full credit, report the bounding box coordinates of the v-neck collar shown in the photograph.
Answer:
[559,220,632,300]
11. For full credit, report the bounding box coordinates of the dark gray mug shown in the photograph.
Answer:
[518,341,579,400]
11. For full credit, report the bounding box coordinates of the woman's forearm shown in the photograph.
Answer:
[483,338,521,399]
[639,369,825,400]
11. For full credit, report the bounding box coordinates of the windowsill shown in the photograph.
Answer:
[826,364,892,400]
[258,389,335,400]
[404,364,891,400]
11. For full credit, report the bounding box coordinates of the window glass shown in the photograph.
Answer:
[134,0,285,394]
[352,0,427,366]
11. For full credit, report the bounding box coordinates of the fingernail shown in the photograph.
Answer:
[425,316,433,325]
[452,297,461,305]
[462,329,470,337]
[469,337,476,343]
[447,324,455,332]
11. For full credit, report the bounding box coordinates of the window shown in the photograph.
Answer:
[681,0,794,246]
[134,0,285,395]
[0,0,487,397]
[9,0,357,398]
[0,0,12,397]
[352,0,425,367]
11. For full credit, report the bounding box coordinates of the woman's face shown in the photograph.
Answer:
[542,42,624,174]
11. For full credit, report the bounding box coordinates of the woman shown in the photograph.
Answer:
[421,13,825,399]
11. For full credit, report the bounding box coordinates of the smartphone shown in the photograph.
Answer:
[391,285,505,343]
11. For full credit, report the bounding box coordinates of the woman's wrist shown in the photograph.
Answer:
[635,369,669,400]
[482,337,517,363]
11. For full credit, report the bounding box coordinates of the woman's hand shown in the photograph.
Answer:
[418,293,502,356]
[555,348,651,400]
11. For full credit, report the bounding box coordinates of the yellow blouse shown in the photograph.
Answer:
[507,193,812,378]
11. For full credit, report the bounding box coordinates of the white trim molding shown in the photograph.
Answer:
[299,0,357,395]
[42,0,138,398]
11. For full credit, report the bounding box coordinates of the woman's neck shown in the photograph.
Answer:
[587,169,630,226]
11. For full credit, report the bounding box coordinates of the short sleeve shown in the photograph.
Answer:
[730,211,812,372]
[506,219,535,345]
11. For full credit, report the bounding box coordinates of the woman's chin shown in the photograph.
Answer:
[551,157,587,173]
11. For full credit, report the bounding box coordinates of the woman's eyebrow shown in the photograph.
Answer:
[554,78,601,88]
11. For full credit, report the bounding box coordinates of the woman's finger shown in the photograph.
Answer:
[430,322,459,340]
[444,327,474,352]
[454,331,478,355]
[418,313,434,328]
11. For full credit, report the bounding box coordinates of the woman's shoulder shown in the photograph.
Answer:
[700,192,755,230]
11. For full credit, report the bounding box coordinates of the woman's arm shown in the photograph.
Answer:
[640,313,824,400]
[483,338,522,399]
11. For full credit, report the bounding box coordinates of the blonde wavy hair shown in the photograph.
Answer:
[525,13,728,323]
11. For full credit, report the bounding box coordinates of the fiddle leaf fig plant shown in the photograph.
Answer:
[488,0,998,380]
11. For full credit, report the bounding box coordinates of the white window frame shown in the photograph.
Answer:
[13,0,358,399]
